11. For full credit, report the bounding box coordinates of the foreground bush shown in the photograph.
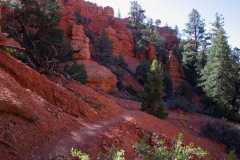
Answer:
[70,147,125,160]
[135,133,208,160]
[201,120,240,156]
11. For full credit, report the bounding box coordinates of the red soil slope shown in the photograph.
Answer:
[0,52,226,160]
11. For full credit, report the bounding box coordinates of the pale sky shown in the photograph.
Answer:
[87,0,240,48]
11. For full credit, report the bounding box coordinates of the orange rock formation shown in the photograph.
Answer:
[77,60,117,93]
[71,24,91,60]
[168,50,183,92]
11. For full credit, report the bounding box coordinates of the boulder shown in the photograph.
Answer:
[77,60,117,93]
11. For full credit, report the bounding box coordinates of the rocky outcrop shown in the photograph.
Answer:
[158,27,178,50]
[168,50,183,92]
[0,53,97,120]
[59,0,134,57]
[77,60,117,93]
[103,6,114,17]
[105,25,134,56]
[71,24,91,60]
[0,33,23,50]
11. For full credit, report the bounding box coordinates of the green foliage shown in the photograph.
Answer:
[71,148,90,160]
[163,72,173,96]
[98,148,126,160]
[200,14,238,120]
[227,151,238,160]
[136,60,151,84]
[202,121,240,156]
[182,9,209,86]
[141,59,168,119]
[172,97,196,113]
[112,55,128,79]
[128,0,146,29]
[75,11,83,24]
[183,9,207,51]
[3,0,72,73]
[177,81,193,100]
[74,11,90,25]
[65,63,87,84]
[71,147,125,160]
[108,148,125,160]
[93,32,114,67]
[128,1,165,56]
[135,133,208,160]
[230,48,240,113]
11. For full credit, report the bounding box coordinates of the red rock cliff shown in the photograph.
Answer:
[59,0,134,57]
[168,50,184,92]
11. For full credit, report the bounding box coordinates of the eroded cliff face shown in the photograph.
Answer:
[58,0,184,93]
[59,0,134,57]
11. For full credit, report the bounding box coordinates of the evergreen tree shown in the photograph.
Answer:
[3,0,71,73]
[230,48,240,113]
[128,0,146,29]
[200,14,237,117]
[182,9,209,86]
[117,8,122,19]
[93,32,114,67]
[141,59,168,119]
[184,9,206,51]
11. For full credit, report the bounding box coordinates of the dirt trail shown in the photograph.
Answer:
[38,107,226,160]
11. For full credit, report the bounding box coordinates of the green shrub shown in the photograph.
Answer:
[172,97,196,113]
[202,120,240,156]
[75,11,83,24]
[93,32,114,67]
[65,63,87,84]
[135,133,208,160]
[136,60,150,85]
[201,96,240,123]
[74,11,91,25]
[108,147,125,160]
[98,149,125,160]
[71,148,90,160]
[163,72,173,96]
[227,151,238,160]
[177,81,193,100]
[3,0,72,73]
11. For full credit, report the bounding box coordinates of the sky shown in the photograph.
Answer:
[87,0,240,48]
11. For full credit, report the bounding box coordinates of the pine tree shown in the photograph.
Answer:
[93,32,114,67]
[128,0,146,29]
[141,59,168,119]
[182,9,209,86]
[230,48,240,113]
[3,0,71,73]
[117,8,122,19]
[200,14,236,117]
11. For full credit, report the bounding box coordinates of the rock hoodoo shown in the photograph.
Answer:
[71,24,91,60]
[168,50,183,92]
